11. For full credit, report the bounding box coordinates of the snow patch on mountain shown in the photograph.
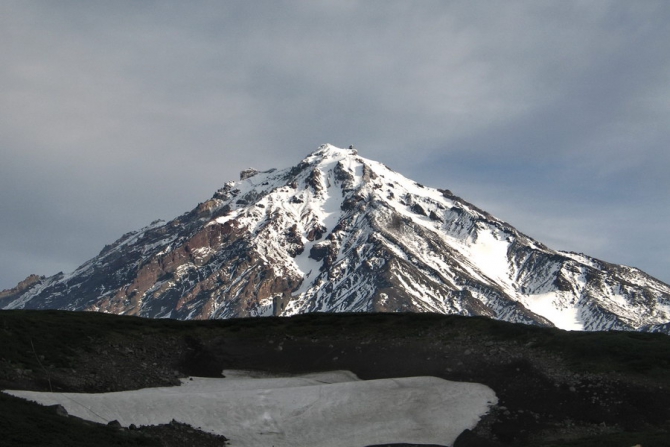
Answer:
[522,292,583,331]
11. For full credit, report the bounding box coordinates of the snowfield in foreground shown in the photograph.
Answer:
[5,370,497,447]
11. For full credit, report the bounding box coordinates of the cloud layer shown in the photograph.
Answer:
[2,1,670,289]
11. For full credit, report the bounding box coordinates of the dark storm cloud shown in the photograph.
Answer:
[2,1,670,289]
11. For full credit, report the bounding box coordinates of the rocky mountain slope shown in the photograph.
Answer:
[3,144,670,333]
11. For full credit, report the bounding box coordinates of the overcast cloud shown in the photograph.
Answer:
[2,1,670,290]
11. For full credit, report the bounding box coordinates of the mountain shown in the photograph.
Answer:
[3,144,670,333]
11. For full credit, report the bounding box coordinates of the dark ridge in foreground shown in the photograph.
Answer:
[1,310,669,446]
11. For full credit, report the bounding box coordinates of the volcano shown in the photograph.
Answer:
[3,144,669,333]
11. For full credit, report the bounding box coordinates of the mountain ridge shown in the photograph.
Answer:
[3,144,670,333]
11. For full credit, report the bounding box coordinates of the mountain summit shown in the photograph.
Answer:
[3,145,670,332]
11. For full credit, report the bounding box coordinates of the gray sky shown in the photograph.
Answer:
[2,1,670,291]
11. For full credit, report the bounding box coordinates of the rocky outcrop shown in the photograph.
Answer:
[0,274,43,307]
[239,168,259,180]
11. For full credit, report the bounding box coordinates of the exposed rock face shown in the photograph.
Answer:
[239,168,259,180]
[0,274,44,307]
[4,145,670,332]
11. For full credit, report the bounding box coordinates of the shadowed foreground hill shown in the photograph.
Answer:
[1,310,670,446]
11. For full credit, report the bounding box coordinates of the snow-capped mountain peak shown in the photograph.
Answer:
[3,145,670,333]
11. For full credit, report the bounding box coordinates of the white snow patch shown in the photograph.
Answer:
[608,291,630,308]
[292,246,325,295]
[523,292,584,331]
[5,370,496,447]
[464,228,511,285]
[214,212,240,226]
